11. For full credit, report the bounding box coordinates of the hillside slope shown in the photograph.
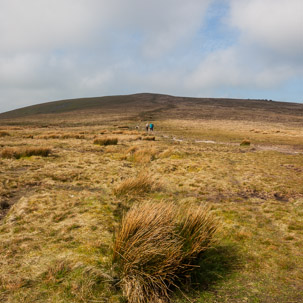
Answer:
[0,93,303,125]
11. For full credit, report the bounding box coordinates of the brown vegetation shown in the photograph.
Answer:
[127,147,158,163]
[114,173,159,196]
[0,94,303,302]
[0,131,10,137]
[38,133,85,139]
[93,137,118,146]
[143,136,155,141]
[113,201,218,303]
[1,147,51,159]
[240,139,251,146]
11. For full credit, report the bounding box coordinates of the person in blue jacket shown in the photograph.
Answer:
[150,123,154,131]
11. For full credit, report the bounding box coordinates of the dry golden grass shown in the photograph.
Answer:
[0,146,51,159]
[126,146,139,155]
[0,131,10,137]
[128,147,158,163]
[113,201,218,303]
[114,172,160,196]
[93,137,118,146]
[128,135,142,142]
[0,109,303,302]
[240,139,251,146]
[38,133,85,139]
[142,136,155,141]
[159,148,175,158]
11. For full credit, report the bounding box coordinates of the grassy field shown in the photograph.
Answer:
[0,96,303,302]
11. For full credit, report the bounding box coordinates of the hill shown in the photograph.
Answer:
[1,93,303,125]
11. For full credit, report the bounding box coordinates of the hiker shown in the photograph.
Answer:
[145,123,149,131]
[150,123,154,132]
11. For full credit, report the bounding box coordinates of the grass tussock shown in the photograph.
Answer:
[0,131,10,137]
[113,201,218,303]
[126,146,139,155]
[112,130,124,134]
[39,133,85,139]
[99,130,108,135]
[159,148,175,158]
[126,147,157,163]
[240,139,251,146]
[93,137,118,146]
[143,136,155,141]
[128,136,142,142]
[114,173,159,196]
[125,130,140,135]
[1,146,51,159]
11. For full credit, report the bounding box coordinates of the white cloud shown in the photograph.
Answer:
[229,0,303,57]
[187,0,303,93]
[0,0,302,113]
[0,0,211,56]
[0,0,98,53]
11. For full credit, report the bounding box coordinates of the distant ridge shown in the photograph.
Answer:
[0,93,302,123]
[0,94,145,119]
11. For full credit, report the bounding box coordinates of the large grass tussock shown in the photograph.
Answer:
[113,201,218,303]
[93,137,118,146]
[1,147,51,159]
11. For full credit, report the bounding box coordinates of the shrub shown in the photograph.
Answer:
[1,147,51,159]
[113,202,218,303]
[240,139,251,146]
[93,137,118,146]
[114,173,158,196]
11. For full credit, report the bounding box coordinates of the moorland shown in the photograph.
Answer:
[0,93,303,302]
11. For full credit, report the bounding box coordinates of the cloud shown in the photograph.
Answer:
[187,0,303,95]
[229,0,303,57]
[0,0,211,56]
[0,0,302,113]
[0,0,214,112]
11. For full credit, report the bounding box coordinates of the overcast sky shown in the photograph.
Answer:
[0,0,302,113]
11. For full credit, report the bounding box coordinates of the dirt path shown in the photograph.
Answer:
[161,134,303,155]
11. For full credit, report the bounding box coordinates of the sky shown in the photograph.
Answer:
[0,0,302,113]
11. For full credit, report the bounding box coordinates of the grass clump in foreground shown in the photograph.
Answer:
[93,137,118,146]
[0,146,51,159]
[113,201,218,303]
